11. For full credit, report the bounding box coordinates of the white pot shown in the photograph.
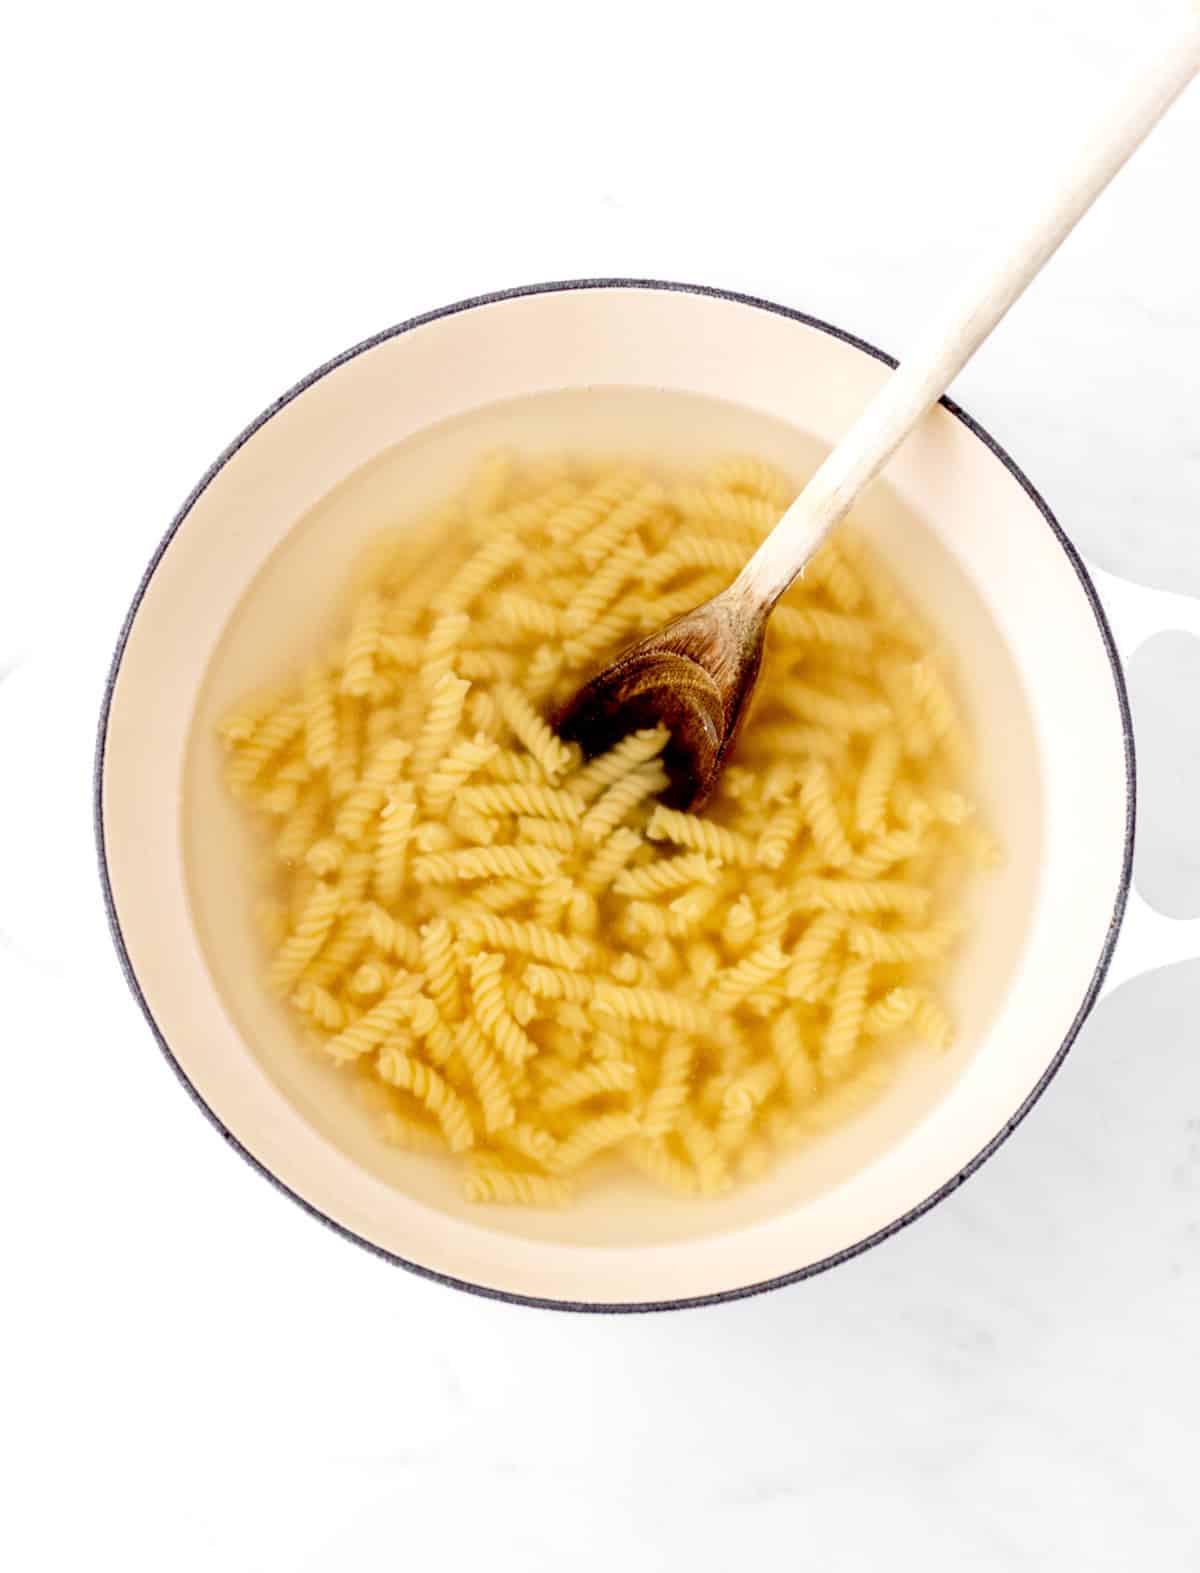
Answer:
[96,280,1200,1309]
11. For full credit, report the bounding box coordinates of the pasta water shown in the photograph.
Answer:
[185,387,1037,1242]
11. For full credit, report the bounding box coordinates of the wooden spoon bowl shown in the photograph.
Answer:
[553,590,767,809]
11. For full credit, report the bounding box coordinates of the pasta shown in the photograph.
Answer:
[220,451,990,1205]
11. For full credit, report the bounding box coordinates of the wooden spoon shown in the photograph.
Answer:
[555,14,1200,810]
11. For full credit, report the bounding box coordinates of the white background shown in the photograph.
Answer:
[3,1,1199,1568]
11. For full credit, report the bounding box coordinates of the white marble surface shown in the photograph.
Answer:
[4,1,1199,1567]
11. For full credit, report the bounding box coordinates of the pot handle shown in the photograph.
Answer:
[1086,564,1200,997]
[0,652,50,975]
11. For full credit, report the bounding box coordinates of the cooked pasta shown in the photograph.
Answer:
[220,451,990,1205]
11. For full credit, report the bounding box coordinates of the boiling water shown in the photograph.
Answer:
[183,385,1040,1246]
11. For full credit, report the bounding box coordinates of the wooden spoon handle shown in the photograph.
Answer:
[733,10,1200,613]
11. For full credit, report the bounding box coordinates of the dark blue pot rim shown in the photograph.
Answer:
[94,277,1136,1314]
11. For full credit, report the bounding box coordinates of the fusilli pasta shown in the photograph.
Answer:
[220,450,989,1205]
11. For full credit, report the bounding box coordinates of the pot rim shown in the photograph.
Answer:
[93,277,1136,1313]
